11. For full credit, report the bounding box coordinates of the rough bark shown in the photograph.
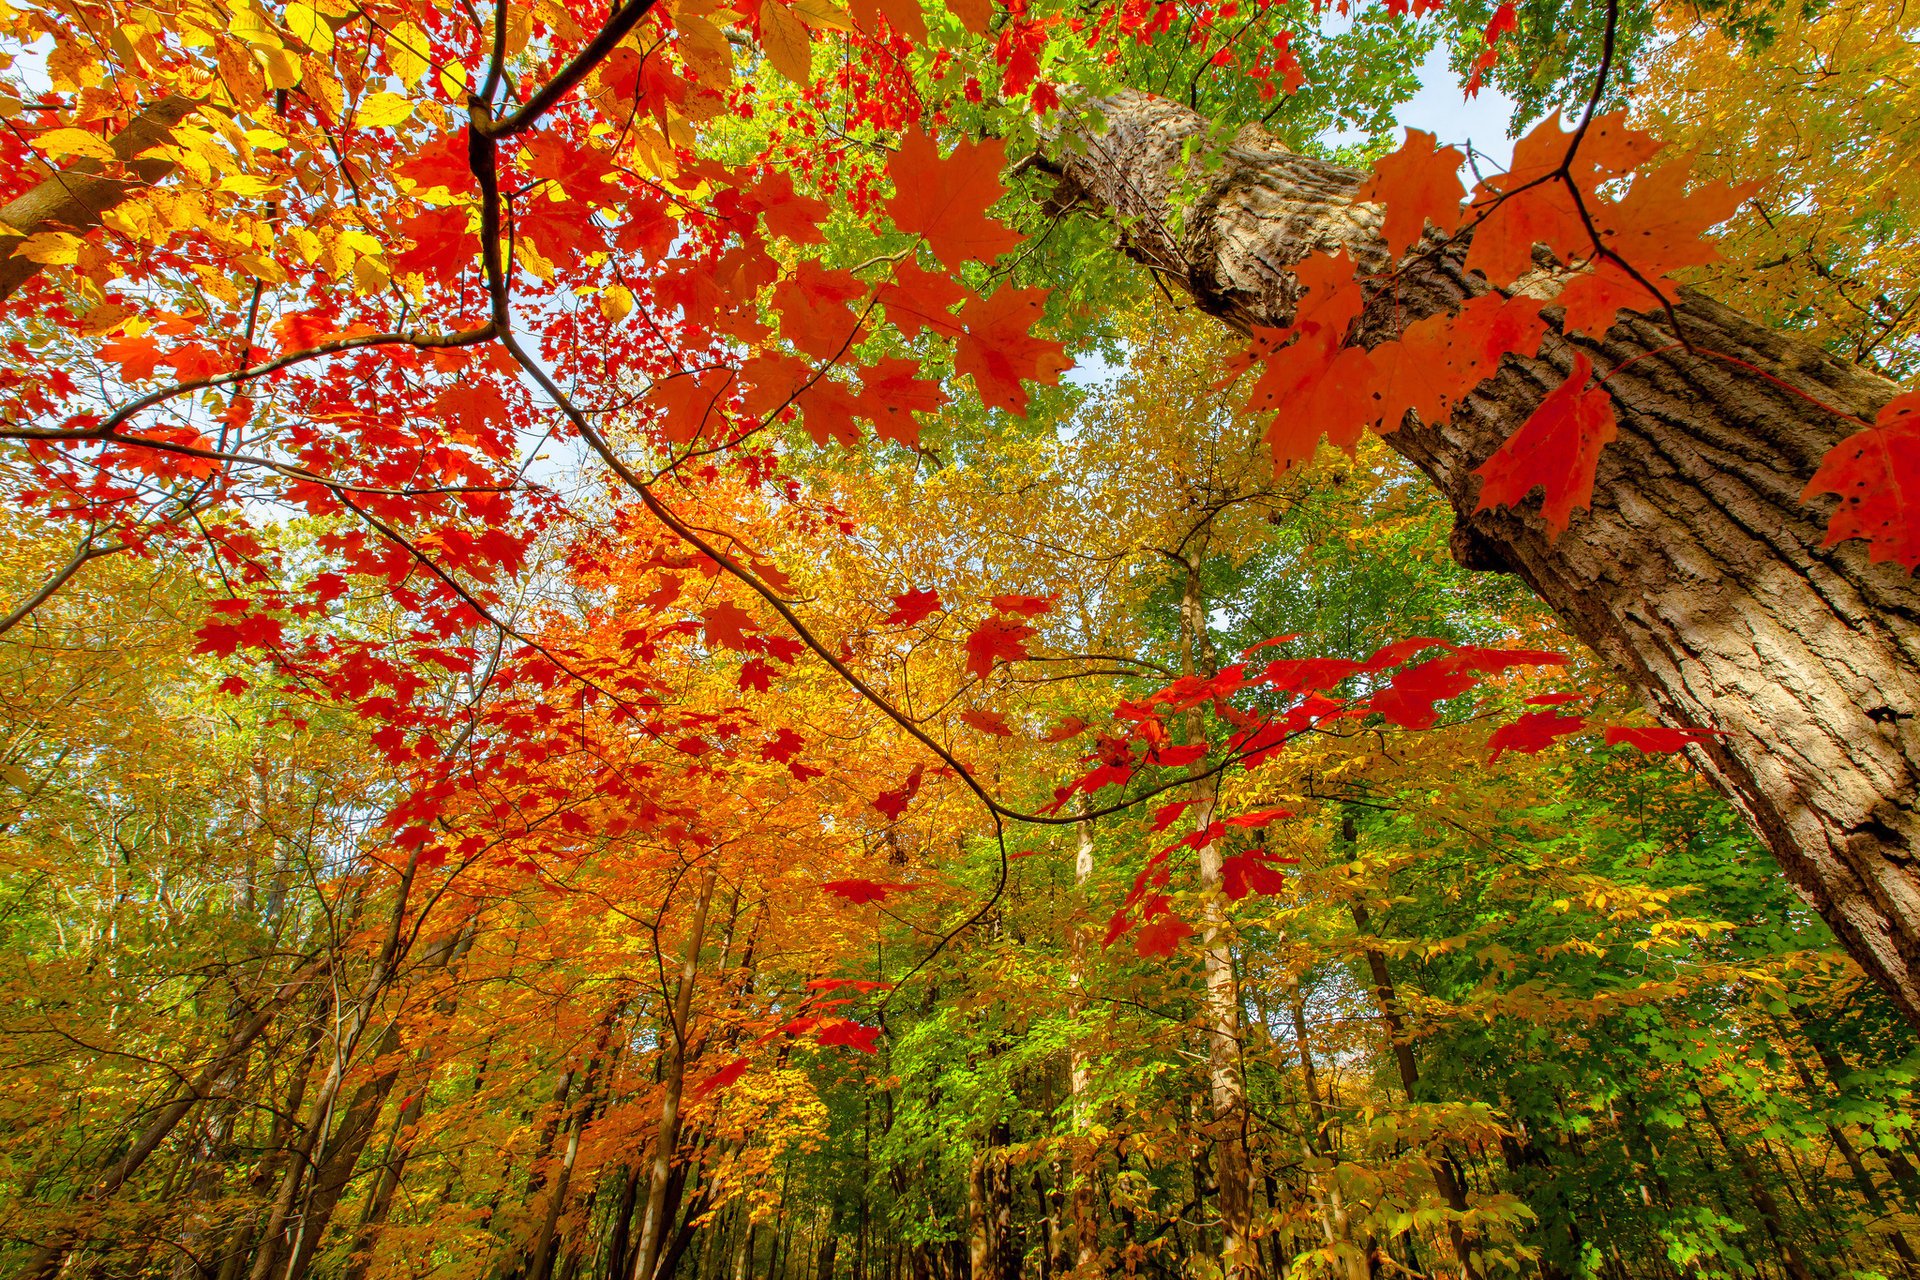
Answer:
[1049,89,1920,1024]
[0,95,199,303]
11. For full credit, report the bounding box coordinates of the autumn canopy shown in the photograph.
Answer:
[2,0,1919,1276]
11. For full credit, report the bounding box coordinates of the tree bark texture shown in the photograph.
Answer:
[1052,89,1920,1023]
[0,95,199,303]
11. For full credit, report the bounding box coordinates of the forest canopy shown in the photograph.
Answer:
[3,0,1919,1278]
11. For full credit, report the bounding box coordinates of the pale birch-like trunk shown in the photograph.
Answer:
[1050,89,1920,1025]
[1178,552,1259,1277]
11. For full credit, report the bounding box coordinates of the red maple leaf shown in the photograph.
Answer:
[954,287,1072,416]
[1473,354,1619,539]
[960,708,1013,736]
[1802,391,1920,572]
[886,131,1024,269]
[1042,716,1088,742]
[874,763,925,820]
[647,368,733,445]
[1221,852,1291,900]
[750,170,830,244]
[761,727,806,762]
[1605,725,1723,753]
[821,878,917,904]
[773,260,868,361]
[856,357,948,447]
[884,587,943,626]
[689,1057,749,1100]
[1486,709,1588,762]
[990,593,1053,616]
[1359,128,1466,255]
[964,615,1035,679]
[703,601,760,651]
[1134,912,1193,958]
[815,1019,883,1052]
[879,261,971,339]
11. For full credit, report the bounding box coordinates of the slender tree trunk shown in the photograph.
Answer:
[1068,810,1099,1276]
[1348,896,1479,1280]
[1178,551,1259,1278]
[631,863,721,1280]
[1050,89,1920,1025]
[11,951,331,1280]
[1696,1093,1819,1280]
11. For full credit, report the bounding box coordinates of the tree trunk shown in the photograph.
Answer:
[1347,897,1479,1280]
[1050,89,1920,1025]
[1066,811,1100,1276]
[631,863,721,1280]
[1178,552,1260,1278]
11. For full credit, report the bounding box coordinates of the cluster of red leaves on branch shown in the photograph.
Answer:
[1223,104,1917,568]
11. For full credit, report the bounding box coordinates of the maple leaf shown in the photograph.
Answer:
[955,288,1072,417]
[1802,393,1920,572]
[773,260,868,361]
[1221,852,1291,900]
[738,657,775,692]
[945,0,994,38]
[1473,355,1619,539]
[879,261,971,339]
[99,334,165,380]
[1134,912,1193,958]
[761,727,806,762]
[1224,808,1293,829]
[883,587,943,626]
[689,1058,750,1100]
[885,132,1024,270]
[846,0,927,40]
[750,170,830,244]
[1359,128,1466,255]
[648,369,733,445]
[1605,725,1723,753]
[815,1019,882,1052]
[856,357,948,447]
[873,763,925,820]
[703,601,760,651]
[990,593,1053,616]
[960,708,1013,736]
[1043,716,1088,742]
[821,878,917,903]
[964,616,1035,680]
[1486,709,1588,762]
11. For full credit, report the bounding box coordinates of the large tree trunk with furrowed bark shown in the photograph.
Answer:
[1048,89,1920,1023]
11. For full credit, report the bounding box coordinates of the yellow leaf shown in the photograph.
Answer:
[759,1,812,83]
[34,128,117,162]
[352,254,390,294]
[283,3,335,52]
[439,61,469,100]
[11,232,85,265]
[790,0,854,31]
[255,45,303,90]
[676,14,734,90]
[218,173,281,196]
[598,285,635,322]
[386,22,430,87]
[355,91,415,128]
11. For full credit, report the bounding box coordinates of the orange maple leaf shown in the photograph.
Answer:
[886,131,1024,270]
[954,287,1072,417]
[1473,354,1619,539]
[1359,128,1466,255]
